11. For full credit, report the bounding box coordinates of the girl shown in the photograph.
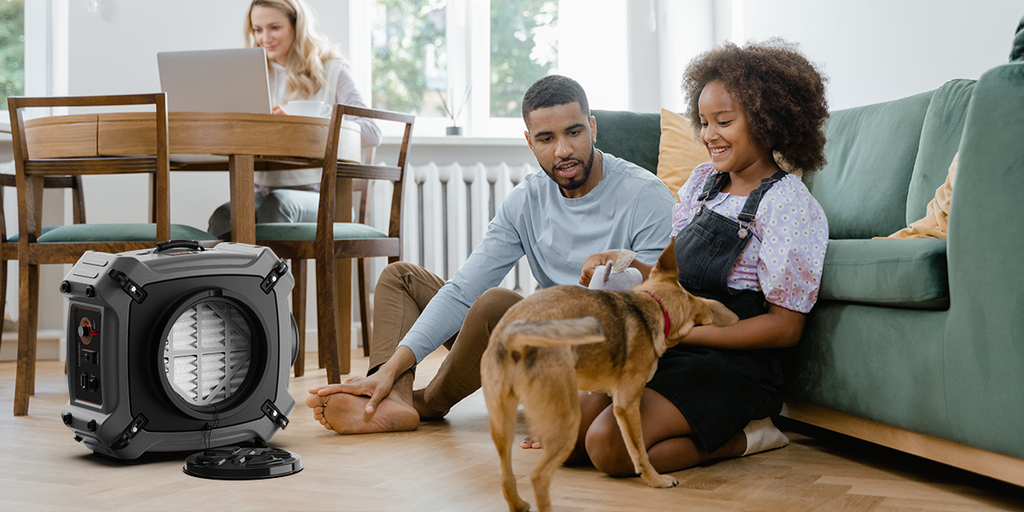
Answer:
[534,38,830,476]
[207,0,381,239]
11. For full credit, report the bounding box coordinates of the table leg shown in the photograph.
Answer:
[228,154,256,244]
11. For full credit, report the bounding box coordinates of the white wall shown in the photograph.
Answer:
[649,0,1023,111]
[12,0,1023,343]
[67,0,351,232]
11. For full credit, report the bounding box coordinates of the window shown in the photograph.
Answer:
[0,0,25,108]
[371,0,448,118]
[370,0,577,138]
[488,0,558,118]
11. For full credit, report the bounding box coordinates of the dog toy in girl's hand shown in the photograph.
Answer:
[588,250,643,291]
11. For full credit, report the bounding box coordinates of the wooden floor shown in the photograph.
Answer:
[2,351,1023,512]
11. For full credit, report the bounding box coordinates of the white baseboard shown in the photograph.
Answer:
[301,324,366,354]
[0,325,363,362]
[0,329,64,361]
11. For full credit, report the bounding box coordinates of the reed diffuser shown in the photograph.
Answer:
[437,86,471,136]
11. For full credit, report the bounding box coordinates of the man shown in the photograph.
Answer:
[305,75,676,434]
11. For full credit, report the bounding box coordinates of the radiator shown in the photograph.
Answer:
[365,161,543,298]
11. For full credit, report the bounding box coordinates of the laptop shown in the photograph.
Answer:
[157,48,273,114]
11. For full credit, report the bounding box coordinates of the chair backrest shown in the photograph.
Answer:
[7,93,171,245]
[316,104,415,253]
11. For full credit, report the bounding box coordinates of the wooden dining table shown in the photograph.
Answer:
[22,111,356,374]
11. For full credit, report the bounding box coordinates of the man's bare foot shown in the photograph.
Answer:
[305,391,419,434]
[412,389,450,420]
[520,436,542,449]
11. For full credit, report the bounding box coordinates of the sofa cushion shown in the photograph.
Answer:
[657,109,708,201]
[906,79,975,224]
[1011,14,1024,62]
[592,110,661,175]
[885,153,956,239]
[808,91,933,240]
[819,238,948,309]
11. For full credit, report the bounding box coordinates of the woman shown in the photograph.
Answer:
[528,39,830,476]
[207,0,381,239]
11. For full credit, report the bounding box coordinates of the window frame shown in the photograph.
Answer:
[361,0,558,139]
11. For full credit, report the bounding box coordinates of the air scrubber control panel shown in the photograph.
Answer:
[72,305,103,405]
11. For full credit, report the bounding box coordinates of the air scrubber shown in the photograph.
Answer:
[59,241,297,460]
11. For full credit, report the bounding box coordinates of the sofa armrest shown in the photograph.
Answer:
[942,61,1024,458]
[947,63,1024,309]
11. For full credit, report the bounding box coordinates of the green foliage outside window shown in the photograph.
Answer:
[372,0,447,117]
[0,0,25,109]
[371,0,558,121]
[490,0,558,118]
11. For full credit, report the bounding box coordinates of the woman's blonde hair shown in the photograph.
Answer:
[245,0,343,101]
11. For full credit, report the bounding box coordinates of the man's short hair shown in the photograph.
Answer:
[521,75,590,125]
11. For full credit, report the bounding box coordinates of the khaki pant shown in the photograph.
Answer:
[369,262,523,413]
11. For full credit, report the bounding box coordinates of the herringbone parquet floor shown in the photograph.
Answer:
[1,350,1022,511]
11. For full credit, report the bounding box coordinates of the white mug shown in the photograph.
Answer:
[284,100,331,117]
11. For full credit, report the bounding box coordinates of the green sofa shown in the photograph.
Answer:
[592,17,1024,485]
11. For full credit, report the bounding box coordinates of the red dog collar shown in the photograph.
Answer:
[644,291,671,339]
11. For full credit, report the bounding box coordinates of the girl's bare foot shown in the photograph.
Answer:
[520,436,542,449]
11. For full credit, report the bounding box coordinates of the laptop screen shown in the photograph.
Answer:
[157,48,273,114]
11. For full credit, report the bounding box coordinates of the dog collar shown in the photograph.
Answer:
[644,291,671,339]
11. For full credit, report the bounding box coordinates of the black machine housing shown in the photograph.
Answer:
[59,241,297,460]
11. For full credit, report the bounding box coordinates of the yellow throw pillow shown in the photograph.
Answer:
[658,109,709,201]
[884,153,957,239]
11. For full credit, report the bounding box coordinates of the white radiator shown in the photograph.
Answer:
[365,161,543,298]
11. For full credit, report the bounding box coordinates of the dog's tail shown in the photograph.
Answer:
[504,317,604,353]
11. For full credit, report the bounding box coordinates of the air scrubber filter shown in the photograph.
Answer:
[59,241,297,460]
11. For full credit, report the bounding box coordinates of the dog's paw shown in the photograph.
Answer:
[510,499,531,512]
[644,473,679,488]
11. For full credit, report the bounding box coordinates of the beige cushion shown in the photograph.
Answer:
[885,153,957,239]
[657,109,709,201]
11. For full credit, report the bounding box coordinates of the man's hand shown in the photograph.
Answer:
[308,346,417,416]
[579,249,621,286]
[309,371,395,416]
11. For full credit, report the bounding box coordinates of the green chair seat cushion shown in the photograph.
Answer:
[818,238,948,309]
[6,225,59,242]
[254,222,388,242]
[35,223,217,243]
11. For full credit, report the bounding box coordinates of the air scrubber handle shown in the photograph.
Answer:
[155,240,206,253]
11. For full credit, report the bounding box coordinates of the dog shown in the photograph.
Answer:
[480,239,739,512]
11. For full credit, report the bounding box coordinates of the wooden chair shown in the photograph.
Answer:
[256,105,413,383]
[0,174,86,357]
[7,93,217,415]
[353,175,374,358]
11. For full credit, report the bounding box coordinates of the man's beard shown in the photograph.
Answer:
[542,144,596,192]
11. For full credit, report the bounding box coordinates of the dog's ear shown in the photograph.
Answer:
[696,297,739,327]
[649,238,678,282]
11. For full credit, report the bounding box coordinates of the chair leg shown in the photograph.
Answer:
[0,259,7,358]
[315,253,342,384]
[291,259,307,378]
[335,259,352,377]
[357,258,372,357]
[14,262,39,416]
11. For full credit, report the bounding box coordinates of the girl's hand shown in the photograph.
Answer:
[271,105,288,115]
[579,250,622,286]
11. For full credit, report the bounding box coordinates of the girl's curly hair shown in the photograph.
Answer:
[682,38,829,177]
